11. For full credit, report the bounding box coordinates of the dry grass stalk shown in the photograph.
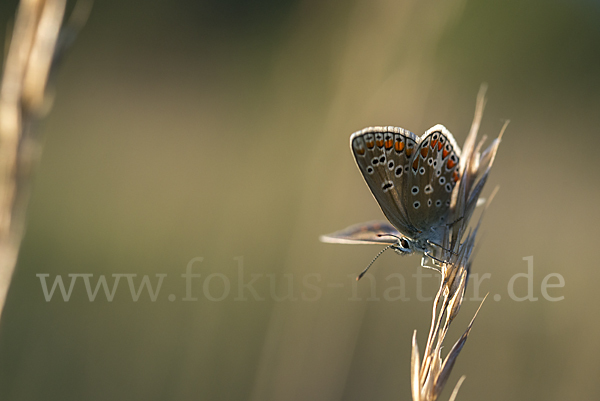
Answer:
[411,85,507,401]
[0,0,89,319]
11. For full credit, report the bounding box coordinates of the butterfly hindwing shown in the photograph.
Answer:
[406,124,461,232]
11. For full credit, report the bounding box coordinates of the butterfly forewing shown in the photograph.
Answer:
[319,221,401,245]
[406,124,461,232]
[351,127,421,239]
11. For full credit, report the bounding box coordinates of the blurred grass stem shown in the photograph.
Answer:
[0,0,86,320]
[411,86,503,401]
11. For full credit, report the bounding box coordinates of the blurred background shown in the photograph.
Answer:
[0,0,599,400]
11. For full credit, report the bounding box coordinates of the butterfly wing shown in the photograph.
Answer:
[319,221,401,245]
[405,124,461,233]
[350,127,421,239]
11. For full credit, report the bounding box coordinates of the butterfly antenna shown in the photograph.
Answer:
[357,244,393,281]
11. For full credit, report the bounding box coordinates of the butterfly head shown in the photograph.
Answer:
[382,235,415,255]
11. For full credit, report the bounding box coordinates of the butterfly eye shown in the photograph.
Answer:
[400,238,410,249]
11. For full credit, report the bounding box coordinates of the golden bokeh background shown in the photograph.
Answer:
[0,0,598,400]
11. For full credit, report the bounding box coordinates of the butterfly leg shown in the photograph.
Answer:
[420,254,441,272]
[446,215,465,228]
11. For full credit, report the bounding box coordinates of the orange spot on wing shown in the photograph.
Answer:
[453,171,459,182]
[395,141,405,152]
[438,142,443,151]
[366,140,374,149]
[442,149,449,158]
[406,148,413,157]
[385,139,393,149]
[412,158,419,171]
[447,159,456,169]
[431,139,438,149]
[376,139,384,147]
[356,148,365,155]
[420,148,428,158]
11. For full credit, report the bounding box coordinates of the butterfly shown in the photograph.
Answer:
[321,125,461,275]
